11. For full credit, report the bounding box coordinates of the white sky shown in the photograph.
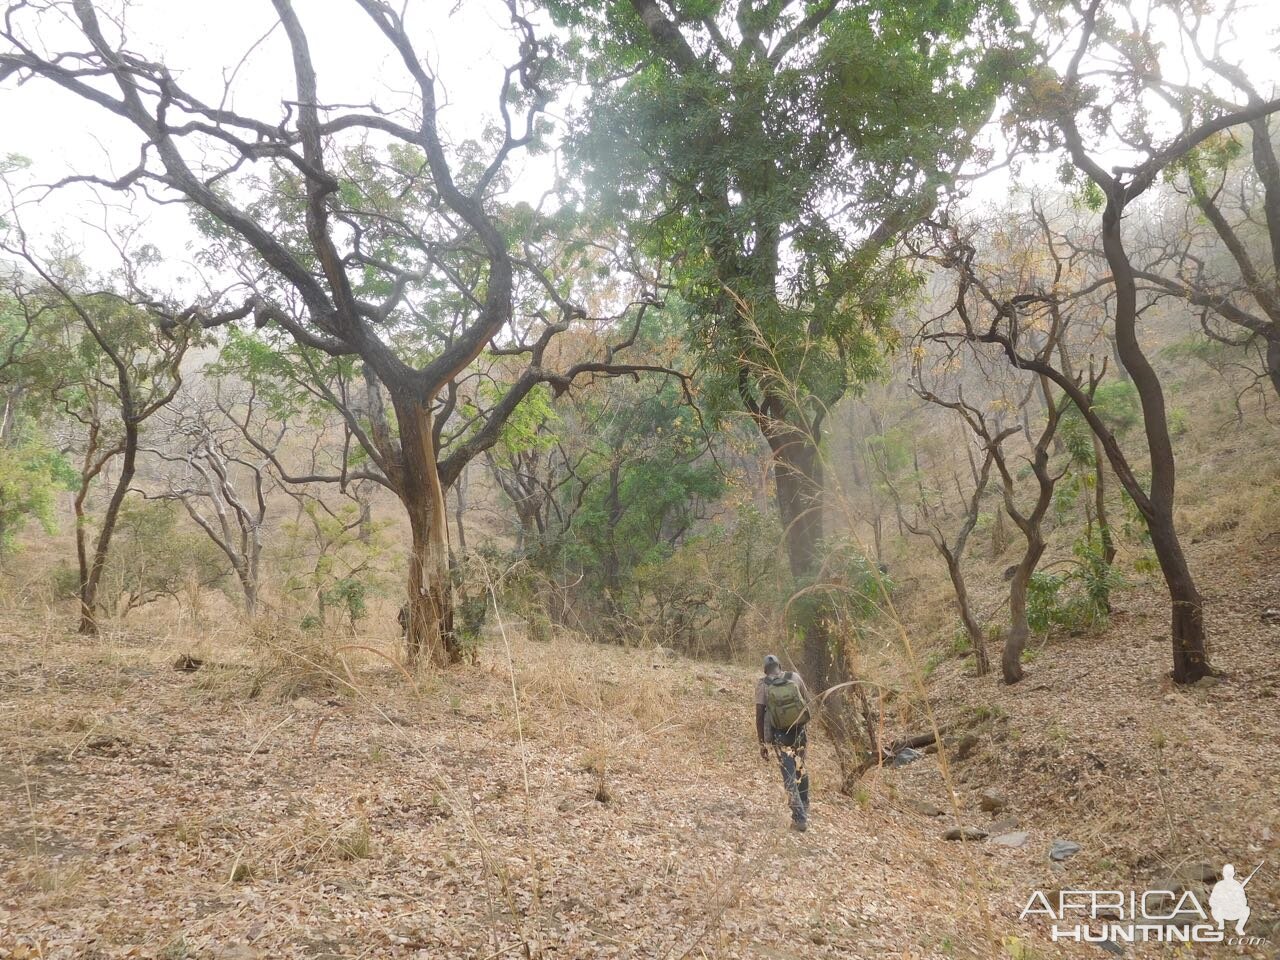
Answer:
[0,0,562,281]
[1,0,1278,286]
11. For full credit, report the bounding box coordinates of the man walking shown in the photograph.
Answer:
[755,654,813,831]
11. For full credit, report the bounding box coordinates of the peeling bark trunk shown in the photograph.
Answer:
[395,395,458,666]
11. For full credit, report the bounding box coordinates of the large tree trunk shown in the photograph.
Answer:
[395,396,458,666]
[771,422,871,790]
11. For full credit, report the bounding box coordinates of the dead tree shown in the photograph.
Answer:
[145,394,271,614]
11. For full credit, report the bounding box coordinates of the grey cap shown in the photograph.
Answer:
[763,654,782,674]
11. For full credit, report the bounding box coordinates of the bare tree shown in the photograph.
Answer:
[877,407,1005,677]
[144,392,272,614]
[1129,11,1280,400]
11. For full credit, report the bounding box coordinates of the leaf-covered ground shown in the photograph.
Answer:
[0,610,1097,960]
[1,533,1276,960]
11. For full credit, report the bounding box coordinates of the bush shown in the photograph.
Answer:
[196,618,350,703]
[1026,540,1121,635]
[99,501,227,617]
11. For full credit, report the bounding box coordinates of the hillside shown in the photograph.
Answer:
[3,521,1278,960]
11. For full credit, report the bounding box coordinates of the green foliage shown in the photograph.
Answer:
[281,497,390,630]
[321,577,369,629]
[1086,381,1141,434]
[1163,332,1245,369]
[554,380,723,616]
[1058,410,1096,467]
[1026,541,1121,636]
[551,0,1028,424]
[1026,570,1068,634]
[0,436,75,556]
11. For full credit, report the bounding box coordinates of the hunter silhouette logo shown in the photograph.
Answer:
[1210,863,1258,935]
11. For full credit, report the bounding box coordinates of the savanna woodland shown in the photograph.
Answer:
[1,1,1278,957]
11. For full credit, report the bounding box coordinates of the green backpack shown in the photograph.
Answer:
[765,673,809,732]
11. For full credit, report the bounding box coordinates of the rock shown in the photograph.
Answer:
[943,826,989,841]
[989,817,1019,834]
[1196,675,1220,688]
[979,791,1007,813]
[909,800,945,817]
[992,831,1030,849]
[173,654,204,672]
[1175,861,1218,883]
[890,747,924,768]
[1049,840,1082,861]
[954,734,980,761]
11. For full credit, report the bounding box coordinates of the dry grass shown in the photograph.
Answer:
[0,613,1079,959]
[189,617,355,704]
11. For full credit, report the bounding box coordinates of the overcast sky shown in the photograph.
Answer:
[1,0,563,284]
[1,0,1277,290]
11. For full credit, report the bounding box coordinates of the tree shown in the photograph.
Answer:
[0,287,76,558]
[879,405,1005,677]
[0,244,191,634]
[559,376,722,630]
[95,500,227,619]
[1014,0,1280,681]
[1128,12,1280,400]
[144,389,273,614]
[551,0,1025,783]
[1,0,685,664]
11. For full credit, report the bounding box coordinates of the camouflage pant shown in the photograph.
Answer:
[771,726,809,824]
